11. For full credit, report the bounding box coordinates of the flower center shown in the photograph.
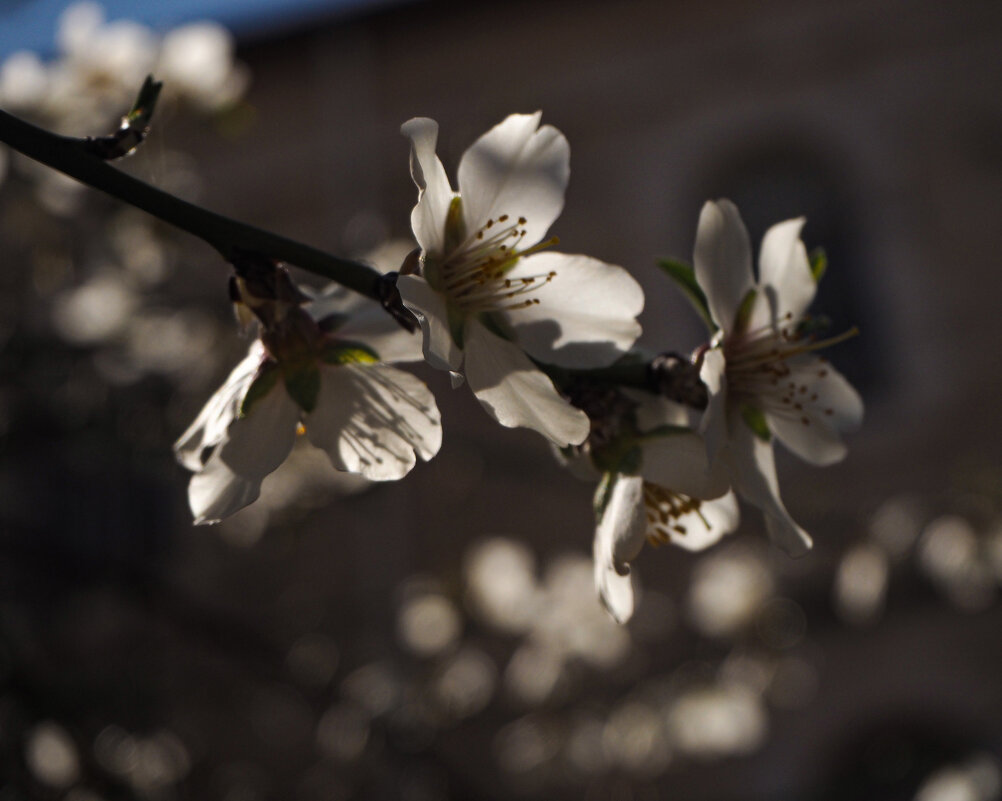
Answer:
[723,314,857,429]
[439,213,558,314]
[643,482,710,546]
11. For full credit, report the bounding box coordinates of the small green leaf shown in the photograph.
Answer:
[239,361,280,418]
[741,404,771,442]
[657,258,715,332]
[732,288,758,336]
[321,340,379,365]
[284,363,321,412]
[809,247,827,283]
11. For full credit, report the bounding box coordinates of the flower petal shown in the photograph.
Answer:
[757,217,816,324]
[767,410,848,467]
[464,319,589,446]
[402,117,455,255]
[766,357,863,466]
[660,491,740,552]
[640,430,730,500]
[187,455,262,525]
[174,341,266,471]
[728,418,812,556]
[694,199,754,333]
[594,475,647,623]
[215,379,300,480]
[456,112,569,249]
[306,363,442,481]
[504,252,644,368]
[698,347,729,464]
[396,274,463,371]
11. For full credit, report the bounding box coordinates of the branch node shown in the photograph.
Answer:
[83,74,163,160]
[647,352,708,410]
[376,271,419,333]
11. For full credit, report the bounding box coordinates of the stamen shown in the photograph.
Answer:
[438,214,559,314]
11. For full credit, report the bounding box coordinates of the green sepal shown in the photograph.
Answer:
[809,247,827,283]
[593,472,617,522]
[590,440,643,476]
[321,340,379,365]
[657,258,715,332]
[444,196,465,254]
[239,360,280,418]
[741,404,771,442]
[283,362,322,413]
[732,288,758,337]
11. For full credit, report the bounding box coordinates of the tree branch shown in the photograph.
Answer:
[0,105,384,300]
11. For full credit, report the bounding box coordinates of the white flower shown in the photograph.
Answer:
[397,113,644,447]
[157,22,248,110]
[175,290,441,524]
[592,396,738,623]
[594,476,739,624]
[694,199,863,555]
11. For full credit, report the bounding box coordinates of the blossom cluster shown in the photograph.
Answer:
[176,113,863,622]
[0,2,246,130]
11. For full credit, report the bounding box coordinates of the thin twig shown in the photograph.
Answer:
[0,105,384,300]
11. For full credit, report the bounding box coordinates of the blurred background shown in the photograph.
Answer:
[1,0,1001,798]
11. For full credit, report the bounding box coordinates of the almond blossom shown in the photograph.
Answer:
[694,200,863,555]
[590,396,738,623]
[175,289,441,524]
[397,113,644,446]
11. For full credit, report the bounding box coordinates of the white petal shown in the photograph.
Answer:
[640,430,730,500]
[767,410,848,467]
[728,419,812,556]
[504,252,644,368]
[594,476,647,623]
[694,199,754,333]
[463,319,589,446]
[698,347,729,464]
[306,364,442,481]
[798,358,864,432]
[401,117,455,256]
[662,491,740,552]
[767,358,863,467]
[758,217,816,324]
[216,379,300,480]
[396,274,463,371]
[457,112,569,249]
[174,341,266,471]
[188,454,262,525]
